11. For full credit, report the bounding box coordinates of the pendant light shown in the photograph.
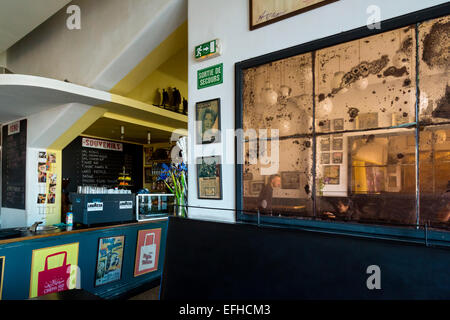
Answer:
[147,131,151,145]
[355,40,369,91]
[261,64,278,106]
[332,54,348,93]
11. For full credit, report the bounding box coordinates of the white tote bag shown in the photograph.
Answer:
[138,233,156,272]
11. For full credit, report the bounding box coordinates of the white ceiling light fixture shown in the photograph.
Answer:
[120,125,125,140]
[147,131,151,145]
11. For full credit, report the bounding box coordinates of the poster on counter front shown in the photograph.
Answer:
[95,236,125,286]
[134,229,161,277]
[0,256,4,300]
[29,243,79,298]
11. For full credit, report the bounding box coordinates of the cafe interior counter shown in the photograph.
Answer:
[0,219,167,300]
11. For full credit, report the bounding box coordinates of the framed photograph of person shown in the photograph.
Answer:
[197,156,222,199]
[196,98,221,144]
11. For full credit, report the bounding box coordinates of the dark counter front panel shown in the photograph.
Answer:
[161,217,450,300]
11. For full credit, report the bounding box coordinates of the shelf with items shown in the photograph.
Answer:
[117,166,133,189]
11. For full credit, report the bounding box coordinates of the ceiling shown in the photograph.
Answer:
[0,0,72,53]
[82,117,173,145]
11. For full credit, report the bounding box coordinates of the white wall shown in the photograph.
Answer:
[7,0,186,91]
[0,51,6,68]
[187,0,448,223]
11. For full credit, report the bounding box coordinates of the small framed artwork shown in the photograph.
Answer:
[332,152,343,164]
[321,153,330,164]
[250,0,339,30]
[318,119,330,132]
[95,236,125,287]
[333,118,344,131]
[357,112,378,129]
[144,147,153,165]
[323,165,340,185]
[320,138,331,152]
[197,156,222,199]
[243,181,250,196]
[196,98,221,144]
[250,181,265,196]
[281,171,301,189]
[332,138,343,150]
[144,167,153,184]
[134,229,161,277]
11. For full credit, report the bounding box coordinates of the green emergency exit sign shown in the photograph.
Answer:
[197,63,223,89]
[195,39,221,60]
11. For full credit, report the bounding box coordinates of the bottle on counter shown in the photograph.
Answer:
[66,204,73,227]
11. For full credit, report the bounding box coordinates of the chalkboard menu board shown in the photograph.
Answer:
[63,136,143,193]
[2,119,27,209]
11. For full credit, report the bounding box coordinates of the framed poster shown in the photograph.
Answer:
[144,167,153,184]
[357,112,378,129]
[250,181,265,196]
[196,98,221,144]
[323,165,340,185]
[321,153,330,164]
[144,147,153,165]
[95,236,125,287]
[320,137,331,152]
[250,0,339,30]
[332,152,343,164]
[134,228,162,277]
[197,156,222,199]
[29,243,79,298]
[0,257,4,300]
[333,118,344,131]
[281,171,301,189]
[332,138,343,150]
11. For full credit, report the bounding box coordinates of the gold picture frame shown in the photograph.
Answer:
[250,0,339,30]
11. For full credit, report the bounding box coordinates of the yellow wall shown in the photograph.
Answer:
[126,47,187,106]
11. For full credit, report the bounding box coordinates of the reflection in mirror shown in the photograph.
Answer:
[315,25,416,132]
[243,53,313,136]
[317,130,417,226]
[418,15,450,124]
[242,138,313,218]
[419,125,450,228]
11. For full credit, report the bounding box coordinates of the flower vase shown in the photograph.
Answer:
[175,196,187,218]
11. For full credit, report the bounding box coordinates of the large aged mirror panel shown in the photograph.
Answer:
[239,14,450,230]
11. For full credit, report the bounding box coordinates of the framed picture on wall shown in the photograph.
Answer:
[250,181,265,196]
[144,147,153,166]
[250,0,339,30]
[95,236,125,287]
[196,98,221,144]
[197,156,222,199]
[144,167,153,184]
[281,171,301,189]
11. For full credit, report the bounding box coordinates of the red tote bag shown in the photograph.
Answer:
[37,251,70,296]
